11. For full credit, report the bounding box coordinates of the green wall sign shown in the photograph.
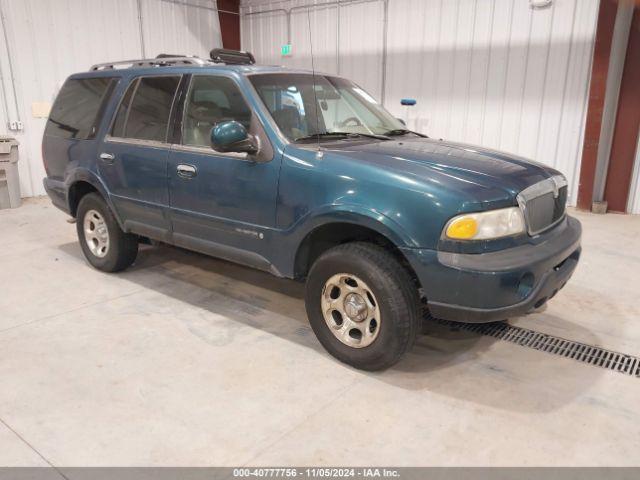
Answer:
[281,44,292,56]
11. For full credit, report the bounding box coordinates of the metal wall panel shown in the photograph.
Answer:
[0,0,222,197]
[140,0,222,58]
[241,0,385,98]
[241,0,600,206]
[628,129,640,214]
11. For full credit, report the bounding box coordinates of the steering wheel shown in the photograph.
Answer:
[339,116,362,128]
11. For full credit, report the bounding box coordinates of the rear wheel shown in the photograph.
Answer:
[305,242,420,371]
[76,193,138,272]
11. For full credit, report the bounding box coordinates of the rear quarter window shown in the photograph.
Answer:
[45,77,116,140]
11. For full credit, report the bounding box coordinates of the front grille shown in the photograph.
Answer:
[517,176,567,235]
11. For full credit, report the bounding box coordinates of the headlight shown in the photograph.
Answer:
[444,207,525,240]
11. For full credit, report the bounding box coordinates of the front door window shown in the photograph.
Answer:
[182,75,252,148]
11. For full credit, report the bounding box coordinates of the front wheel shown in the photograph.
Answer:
[76,193,138,272]
[305,242,420,371]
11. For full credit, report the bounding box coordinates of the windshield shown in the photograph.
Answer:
[249,73,405,141]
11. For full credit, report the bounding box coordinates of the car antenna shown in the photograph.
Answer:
[306,6,322,158]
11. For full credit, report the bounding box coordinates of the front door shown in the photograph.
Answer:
[98,75,182,241]
[168,74,280,270]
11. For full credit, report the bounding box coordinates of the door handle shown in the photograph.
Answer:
[177,164,197,178]
[99,152,115,164]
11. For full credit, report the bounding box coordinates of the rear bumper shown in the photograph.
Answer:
[401,215,582,323]
[43,177,70,214]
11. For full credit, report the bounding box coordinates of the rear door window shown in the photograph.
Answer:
[45,77,116,140]
[111,76,181,143]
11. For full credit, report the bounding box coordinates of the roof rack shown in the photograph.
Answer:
[90,49,257,71]
[210,48,256,65]
[90,56,210,71]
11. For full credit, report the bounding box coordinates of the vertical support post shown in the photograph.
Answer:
[0,1,21,124]
[336,1,340,75]
[603,5,640,212]
[577,0,618,210]
[136,0,146,57]
[217,0,241,50]
[380,0,389,105]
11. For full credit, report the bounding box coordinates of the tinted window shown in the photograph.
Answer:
[182,76,252,147]
[45,77,114,140]
[111,80,135,138]
[112,76,180,142]
[250,74,404,140]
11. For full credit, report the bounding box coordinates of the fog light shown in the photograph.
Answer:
[517,273,534,298]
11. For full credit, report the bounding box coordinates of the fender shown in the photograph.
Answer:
[64,168,125,230]
[273,203,420,278]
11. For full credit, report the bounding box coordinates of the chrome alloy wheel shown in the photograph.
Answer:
[83,209,110,258]
[320,273,381,348]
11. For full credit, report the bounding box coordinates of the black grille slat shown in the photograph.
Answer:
[554,185,568,219]
[431,319,640,378]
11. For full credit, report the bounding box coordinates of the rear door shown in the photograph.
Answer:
[43,76,117,181]
[167,73,279,270]
[98,75,182,241]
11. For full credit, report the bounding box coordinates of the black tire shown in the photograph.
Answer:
[76,193,138,272]
[305,242,420,371]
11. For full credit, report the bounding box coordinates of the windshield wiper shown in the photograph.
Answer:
[383,128,428,138]
[295,132,390,142]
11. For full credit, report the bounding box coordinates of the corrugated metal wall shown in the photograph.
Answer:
[241,0,600,206]
[0,0,222,198]
[241,0,386,99]
[628,128,640,213]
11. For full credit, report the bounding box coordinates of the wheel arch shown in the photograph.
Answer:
[292,216,421,290]
[65,170,124,229]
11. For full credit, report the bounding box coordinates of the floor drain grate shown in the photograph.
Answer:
[432,318,640,377]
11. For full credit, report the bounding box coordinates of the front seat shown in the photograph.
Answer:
[184,103,222,147]
[272,106,303,139]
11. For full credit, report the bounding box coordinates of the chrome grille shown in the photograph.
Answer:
[517,175,568,236]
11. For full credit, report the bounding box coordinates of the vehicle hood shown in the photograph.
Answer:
[325,137,559,204]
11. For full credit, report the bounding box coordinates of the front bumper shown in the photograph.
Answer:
[401,215,582,323]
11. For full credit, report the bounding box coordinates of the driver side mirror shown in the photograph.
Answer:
[211,121,258,155]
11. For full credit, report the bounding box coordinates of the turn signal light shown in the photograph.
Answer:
[446,217,478,239]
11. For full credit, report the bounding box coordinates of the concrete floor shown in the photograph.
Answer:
[0,197,639,467]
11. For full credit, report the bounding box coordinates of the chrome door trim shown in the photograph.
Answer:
[104,135,170,150]
[170,143,249,160]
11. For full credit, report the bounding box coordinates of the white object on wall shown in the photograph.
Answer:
[31,102,51,119]
[529,0,553,9]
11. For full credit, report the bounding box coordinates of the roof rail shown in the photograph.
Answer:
[210,48,256,65]
[90,56,210,71]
